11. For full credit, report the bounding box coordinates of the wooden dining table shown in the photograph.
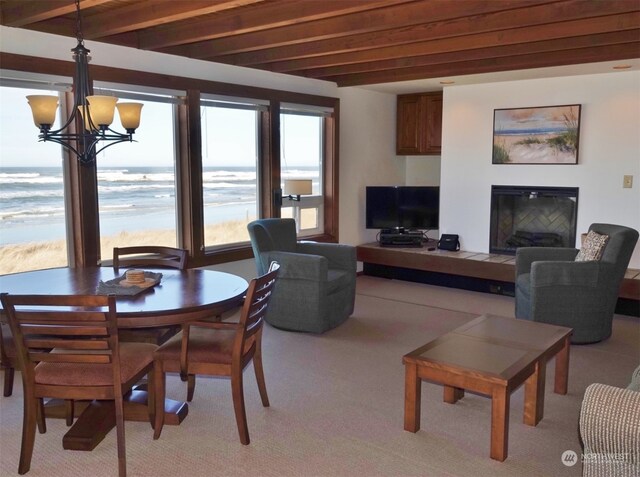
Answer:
[0,266,249,451]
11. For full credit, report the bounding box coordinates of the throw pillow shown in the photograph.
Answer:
[575,230,609,262]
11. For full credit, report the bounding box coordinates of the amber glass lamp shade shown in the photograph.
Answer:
[26,95,59,129]
[116,103,143,131]
[86,95,117,127]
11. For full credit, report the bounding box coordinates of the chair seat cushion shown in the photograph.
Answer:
[154,328,236,365]
[35,342,157,386]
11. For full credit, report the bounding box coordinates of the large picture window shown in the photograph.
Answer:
[0,85,67,274]
[200,97,262,248]
[0,55,339,270]
[280,106,329,236]
[95,92,180,262]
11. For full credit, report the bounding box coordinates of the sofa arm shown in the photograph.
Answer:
[516,247,578,277]
[263,251,327,281]
[530,260,607,288]
[297,242,356,271]
[580,383,640,476]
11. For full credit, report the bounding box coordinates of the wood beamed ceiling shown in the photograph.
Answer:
[2,0,639,87]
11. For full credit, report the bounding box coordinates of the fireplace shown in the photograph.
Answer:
[490,185,578,255]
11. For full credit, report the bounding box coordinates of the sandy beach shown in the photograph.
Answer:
[494,134,577,164]
[0,208,318,275]
[0,219,249,275]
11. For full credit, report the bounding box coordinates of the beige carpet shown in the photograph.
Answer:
[1,276,639,476]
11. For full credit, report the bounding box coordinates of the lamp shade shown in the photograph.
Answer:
[116,102,143,130]
[77,105,99,132]
[26,95,59,128]
[86,95,117,126]
[284,179,313,196]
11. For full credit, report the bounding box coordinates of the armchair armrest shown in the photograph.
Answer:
[516,247,578,276]
[580,383,640,472]
[263,251,328,281]
[297,242,356,271]
[530,260,607,288]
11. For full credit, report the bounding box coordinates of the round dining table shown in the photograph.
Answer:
[0,266,249,451]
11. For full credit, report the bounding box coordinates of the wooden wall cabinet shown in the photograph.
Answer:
[396,92,443,155]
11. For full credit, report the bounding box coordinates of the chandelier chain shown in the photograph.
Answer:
[75,0,84,44]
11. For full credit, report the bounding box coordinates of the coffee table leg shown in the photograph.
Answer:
[490,387,509,461]
[524,361,546,426]
[443,386,464,404]
[404,363,421,432]
[554,336,570,395]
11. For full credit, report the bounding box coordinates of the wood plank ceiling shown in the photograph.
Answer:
[2,0,639,87]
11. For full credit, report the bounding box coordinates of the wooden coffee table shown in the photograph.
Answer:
[403,314,572,461]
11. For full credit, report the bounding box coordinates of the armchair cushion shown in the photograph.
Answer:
[576,230,610,262]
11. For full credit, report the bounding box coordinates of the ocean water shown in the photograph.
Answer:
[0,166,318,246]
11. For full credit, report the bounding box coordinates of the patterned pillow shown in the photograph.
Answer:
[575,230,609,262]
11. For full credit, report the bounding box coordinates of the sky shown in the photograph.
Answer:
[0,86,321,168]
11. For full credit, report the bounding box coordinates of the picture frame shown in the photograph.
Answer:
[492,104,581,164]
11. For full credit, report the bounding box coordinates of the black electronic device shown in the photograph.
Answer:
[366,186,439,231]
[379,230,424,247]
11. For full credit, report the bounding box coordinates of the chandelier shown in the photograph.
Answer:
[26,0,142,164]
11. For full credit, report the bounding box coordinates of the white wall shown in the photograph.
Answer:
[337,87,402,246]
[440,71,640,267]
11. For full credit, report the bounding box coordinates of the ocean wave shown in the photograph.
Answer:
[98,184,175,193]
[0,190,64,200]
[0,176,62,184]
[202,182,256,189]
[0,206,65,220]
[202,171,256,181]
[97,171,175,182]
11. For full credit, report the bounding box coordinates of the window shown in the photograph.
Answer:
[0,85,67,274]
[95,92,180,262]
[1,53,340,268]
[200,97,262,248]
[280,106,329,236]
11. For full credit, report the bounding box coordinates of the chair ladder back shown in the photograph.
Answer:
[113,246,187,270]
[236,264,279,354]
[0,294,120,381]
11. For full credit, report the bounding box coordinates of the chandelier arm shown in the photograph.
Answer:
[93,137,136,157]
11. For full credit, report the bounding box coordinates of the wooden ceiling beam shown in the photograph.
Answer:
[126,0,413,50]
[245,0,640,72]
[292,30,640,79]
[80,0,265,39]
[166,0,557,59]
[325,43,640,87]
[0,0,111,27]
[228,12,640,71]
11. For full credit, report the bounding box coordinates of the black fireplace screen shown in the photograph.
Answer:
[490,185,578,255]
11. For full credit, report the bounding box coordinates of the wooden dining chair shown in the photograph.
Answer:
[153,263,280,444]
[112,246,188,346]
[0,293,157,477]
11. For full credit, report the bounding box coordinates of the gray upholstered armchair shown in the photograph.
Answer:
[515,223,638,344]
[579,365,640,477]
[247,218,356,333]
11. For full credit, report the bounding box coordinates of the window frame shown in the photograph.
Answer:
[0,52,340,268]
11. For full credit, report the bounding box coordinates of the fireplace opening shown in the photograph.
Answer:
[490,185,578,255]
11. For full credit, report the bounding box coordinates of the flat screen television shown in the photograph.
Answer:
[366,186,439,231]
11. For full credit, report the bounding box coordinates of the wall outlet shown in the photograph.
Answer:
[623,175,633,188]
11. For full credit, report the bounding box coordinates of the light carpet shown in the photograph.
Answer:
[1,275,638,476]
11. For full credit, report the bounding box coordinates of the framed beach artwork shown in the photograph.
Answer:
[492,104,581,164]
